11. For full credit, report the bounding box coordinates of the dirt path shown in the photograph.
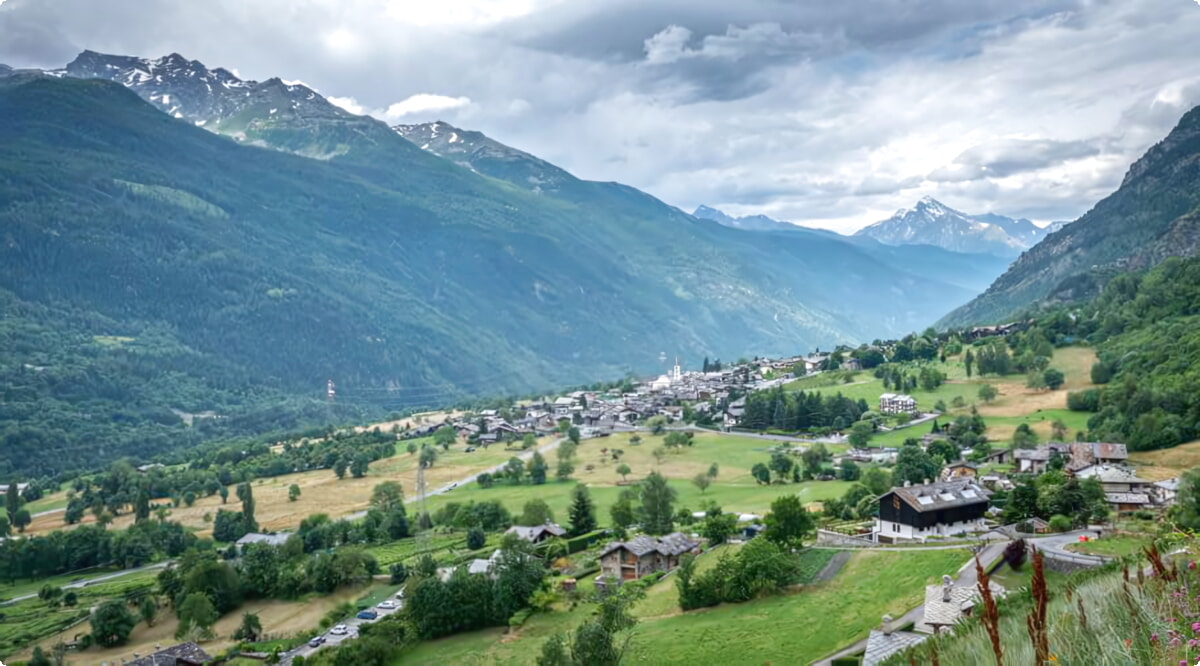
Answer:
[811,550,852,583]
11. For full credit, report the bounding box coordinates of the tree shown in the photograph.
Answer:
[1012,423,1039,449]
[0,514,9,537]
[333,456,349,479]
[1171,467,1200,530]
[610,489,638,531]
[419,444,438,469]
[5,480,20,523]
[519,499,555,526]
[640,472,677,535]
[567,427,581,445]
[91,599,137,647]
[763,494,814,550]
[1026,371,1047,390]
[646,416,668,435]
[701,510,738,545]
[434,426,457,450]
[350,453,370,478]
[1051,419,1069,442]
[219,486,229,504]
[751,463,771,485]
[233,612,263,642]
[527,452,549,485]
[176,592,219,640]
[12,508,30,532]
[505,457,526,484]
[848,421,873,448]
[1048,514,1073,533]
[139,596,158,627]
[964,349,975,378]
[467,526,487,550]
[568,484,597,536]
[288,484,301,502]
[707,463,719,480]
[768,452,795,483]
[978,384,998,403]
[371,481,405,512]
[522,433,537,450]
[238,482,258,533]
[555,460,575,482]
[861,467,891,496]
[28,647,51,666]
[926,440,959,465]
[616,463,631,482]
[629,435,643,446]
[892,444,942,486]
[538,633,571,666]
[691,473,711,494]
[406,441,418,456]
[652,447,668,465]
[838,458,861,481]
[1043,368,1065,390]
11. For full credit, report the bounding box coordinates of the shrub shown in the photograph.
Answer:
[1048,515,1073,533]
[1067,389,1100,412]
[566,529,605,554]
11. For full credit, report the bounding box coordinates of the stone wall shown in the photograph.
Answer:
[816,529,876,547]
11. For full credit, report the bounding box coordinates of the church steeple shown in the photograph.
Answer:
[672,356,682,383]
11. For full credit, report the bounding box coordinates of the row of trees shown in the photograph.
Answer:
[738,387,870,433]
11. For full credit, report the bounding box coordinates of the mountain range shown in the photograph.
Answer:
[694,198,1065,257]
[0,50,1025,475]
[941,104,1200,327]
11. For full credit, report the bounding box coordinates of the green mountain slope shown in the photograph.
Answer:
[0,76,988,474]
[939,104,1200,327]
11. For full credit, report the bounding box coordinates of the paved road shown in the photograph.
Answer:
[1,561,172,606]
[280,598,403,664]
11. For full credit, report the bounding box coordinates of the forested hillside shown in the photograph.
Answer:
[939,104,1200,326]
[991,257,1200,451]
[0,76,992,475]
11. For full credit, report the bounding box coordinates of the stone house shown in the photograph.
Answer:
[505,522,567,544]
[598,533,699,582]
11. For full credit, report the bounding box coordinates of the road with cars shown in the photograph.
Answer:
[280,594,404,663]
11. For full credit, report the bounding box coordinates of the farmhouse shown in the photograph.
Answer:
[879,393,917,415]
[505,522,567,543]
[875,479,990,543]
[1075,465,1152,512]
[1153,478,1180,507]
[940,461,978,482]
[598,533,699,582]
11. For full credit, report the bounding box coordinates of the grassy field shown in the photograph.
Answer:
[1064,533,1152,559]
[16,582,376,663]
[423,431,853,523]
[1129,439,1200,480]
[625,548,968,664]
[1,570,159,659]
[0,566,126,603]
[23,435,551,538]
[400,547,962,665]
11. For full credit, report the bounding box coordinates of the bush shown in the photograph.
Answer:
[1067,389,1100,412]
[1049,515,1073,533]
[566,529,606,554]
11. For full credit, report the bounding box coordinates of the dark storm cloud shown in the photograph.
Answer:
[1,0,1198,232]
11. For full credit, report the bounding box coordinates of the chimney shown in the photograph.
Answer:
[942,574,953,603]
[903,480,911,488]
[923,478,931,485]
[881,613,894,636]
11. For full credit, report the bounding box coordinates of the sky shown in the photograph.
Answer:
[1,0,1199,232]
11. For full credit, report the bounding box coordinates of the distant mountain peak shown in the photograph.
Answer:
[691,205,802,233]
[855,197,1045,256]
[393,120,574,191]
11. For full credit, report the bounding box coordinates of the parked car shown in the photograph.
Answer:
[378,599,397,609]
[356,609,378,620]
[330,624,349,636]
[465,447,476,452]
[308,636,326,648]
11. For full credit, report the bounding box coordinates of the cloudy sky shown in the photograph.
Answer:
[2,0,1199,232]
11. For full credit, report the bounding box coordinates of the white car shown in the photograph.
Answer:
[378,599,397,610]
[330,624,349,636]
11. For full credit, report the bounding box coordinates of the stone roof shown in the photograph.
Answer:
[506,523,567,541]
[127,641,213,665]
[1077,465,1150,484]
[1091,443,1128,460]
[922,577,1004,628]
[600,533,698,558]
[235,532,291,547]
[887,479,990,514]
[1155,478,1181,491]
[1013,448,1050,461]
[863,629,928,666]
[1105,492,1151,505]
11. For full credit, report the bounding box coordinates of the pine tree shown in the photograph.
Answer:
[567,484,597,536]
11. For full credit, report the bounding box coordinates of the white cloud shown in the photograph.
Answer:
[327,96,366,115]
[383,0,557,27]
[383,93,472,118]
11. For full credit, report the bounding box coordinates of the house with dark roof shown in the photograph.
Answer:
[875,479,991,543]
[127,641,213,665]
[505,522,567,543]
[598,533,699,582]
